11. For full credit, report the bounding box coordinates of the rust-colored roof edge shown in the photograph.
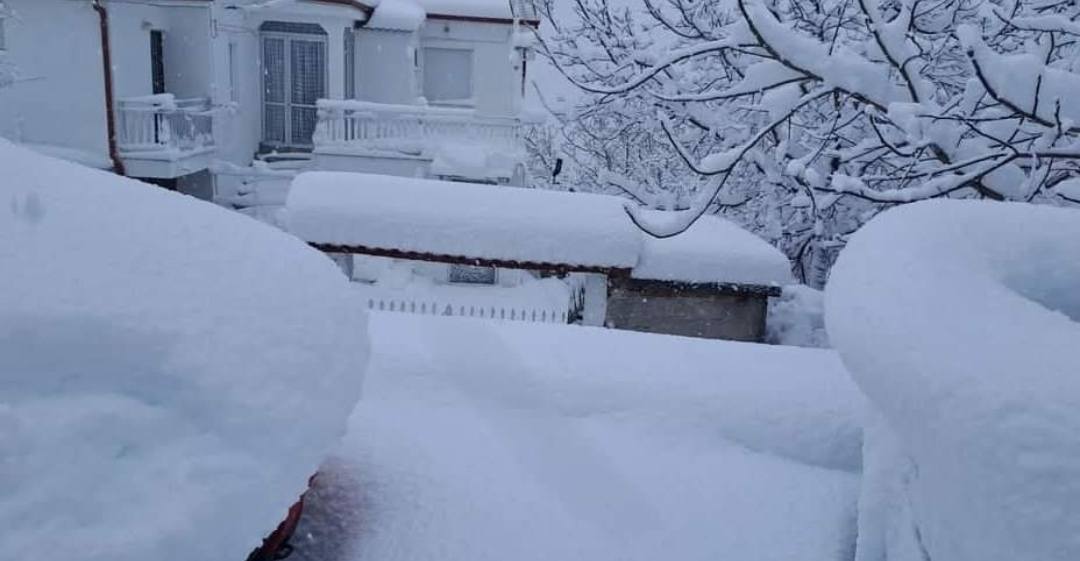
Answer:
[310,243,631,277]
[427,13,541,27]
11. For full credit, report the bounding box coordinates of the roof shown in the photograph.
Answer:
[287,173,793,286]
[365,0,540,25]
[632,210,794,286]
[287,172,643,272]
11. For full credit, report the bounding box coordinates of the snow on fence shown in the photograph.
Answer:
[826,200,1080,561]
[313,100,525,151]
[117,95,214,154]
[364,297,569,323]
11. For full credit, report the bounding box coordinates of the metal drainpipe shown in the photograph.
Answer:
[92,0,126,176]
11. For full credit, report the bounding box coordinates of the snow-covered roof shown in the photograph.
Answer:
[288,172,643,271]
[366,0,539,24]
[632,210,793,286]
[0,139,368,561]
[287,173,792,286]
[366,0,426,30]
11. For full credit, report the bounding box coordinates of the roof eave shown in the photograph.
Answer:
[427,13,541,27]
[310,0,375,16]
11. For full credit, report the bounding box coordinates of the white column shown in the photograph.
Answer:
[581,273,608,327]
[327,25,345,100]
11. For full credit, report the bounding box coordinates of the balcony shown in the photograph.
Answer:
[117,94,214,179]
[311,100,528,183]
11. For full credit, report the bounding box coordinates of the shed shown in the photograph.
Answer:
[608,210,793,341]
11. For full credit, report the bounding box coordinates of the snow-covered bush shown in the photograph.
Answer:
[826,200,1080,561]
[539,0,1080,285]
[0,140,369,561]
[766,285,829,348]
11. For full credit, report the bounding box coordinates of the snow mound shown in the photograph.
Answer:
[767,284,829,348]
[826,200,1080,561]
[0,140,368,561]
[632,209,793,286]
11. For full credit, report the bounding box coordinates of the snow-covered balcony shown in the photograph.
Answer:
[117,94,214,179]
[311,100,528,184]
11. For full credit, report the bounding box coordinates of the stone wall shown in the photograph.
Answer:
[605,278,773,342]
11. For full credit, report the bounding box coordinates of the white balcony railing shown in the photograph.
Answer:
[117,94,214,155]
[313,100,525,154]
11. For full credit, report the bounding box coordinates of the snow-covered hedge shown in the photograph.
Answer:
[0,140,368,561]
[826,200,1080,561]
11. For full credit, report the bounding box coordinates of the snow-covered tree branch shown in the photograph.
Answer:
[538,0,1080,285]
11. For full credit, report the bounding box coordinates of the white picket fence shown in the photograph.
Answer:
[365,297,569,323]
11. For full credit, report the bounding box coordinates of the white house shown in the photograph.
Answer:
[0,0,539,203]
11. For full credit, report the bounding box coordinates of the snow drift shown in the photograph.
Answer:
[310,313,864,561]
[826,200,1080,561]
[0,140,368,561]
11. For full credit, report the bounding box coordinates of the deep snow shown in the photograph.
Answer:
[827,200,1080,561]
[0,139,368,561]
[294,312,864,561]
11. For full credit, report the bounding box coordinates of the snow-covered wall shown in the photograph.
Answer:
[0,0,108,161]
[108,3,213,99]
[827,201,1080,561]
[354,18,523,116]
[0,0,213,162]
[355,28,418,104]
[418,18,522,116]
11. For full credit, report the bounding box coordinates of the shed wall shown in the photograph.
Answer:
[606,279,770,342]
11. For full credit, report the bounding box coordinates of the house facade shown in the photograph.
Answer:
[0,0,537,203]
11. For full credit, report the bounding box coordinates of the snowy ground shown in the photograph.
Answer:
[294,312,864,561]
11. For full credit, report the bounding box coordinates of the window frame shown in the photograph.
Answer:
[448,264,498,285]
[0,2,7,52]
[421,46,475,107]
[259,21,329,148]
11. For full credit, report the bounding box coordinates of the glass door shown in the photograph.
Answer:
[261,23,327,149]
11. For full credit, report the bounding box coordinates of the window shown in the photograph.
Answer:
[0,2,7,51]
[150,30,166,94]
[344,27,356,99]
[449,264,497,285]
[423,47,473,104]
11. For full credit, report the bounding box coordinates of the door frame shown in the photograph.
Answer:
[260,24,328,150]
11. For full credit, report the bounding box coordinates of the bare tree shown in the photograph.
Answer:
[537,0,1080,285]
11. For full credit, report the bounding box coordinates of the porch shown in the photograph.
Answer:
[116,94,214,179]
[311,100,529,184]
